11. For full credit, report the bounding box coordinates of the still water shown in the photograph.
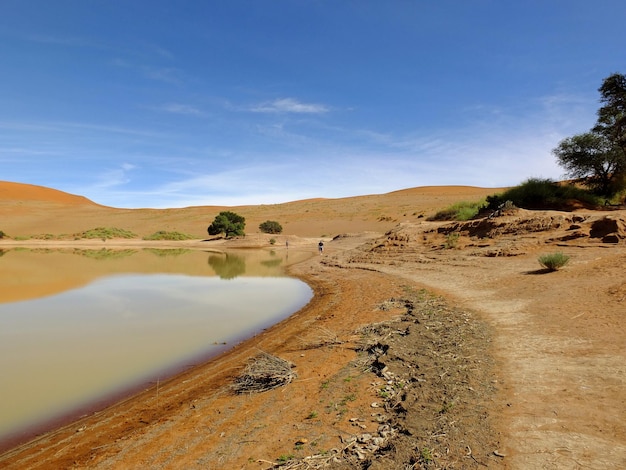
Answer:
[0,247,313,445]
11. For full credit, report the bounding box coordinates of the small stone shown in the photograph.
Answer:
[372,437,385,446]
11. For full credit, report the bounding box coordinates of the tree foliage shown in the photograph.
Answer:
[553,73,626,196]
[207,211,246,238]
[552,132,623,194]
[259,220,283,234]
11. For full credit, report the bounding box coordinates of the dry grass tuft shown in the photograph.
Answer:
[296,326,343,350]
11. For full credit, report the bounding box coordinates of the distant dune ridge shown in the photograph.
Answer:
[0,180,502,239]
[0,181,98,205]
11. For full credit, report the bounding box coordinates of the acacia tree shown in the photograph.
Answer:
[595,73,626,155]
[207,211,246,238]
[553,132,622,195]
[553,73,626,196]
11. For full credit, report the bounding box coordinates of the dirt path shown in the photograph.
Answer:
[343,215,626,468]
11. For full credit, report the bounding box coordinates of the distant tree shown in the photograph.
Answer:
[207,211,246,238]
[552,132,623,195]
[259,220,283,234]
[553,73,626,196]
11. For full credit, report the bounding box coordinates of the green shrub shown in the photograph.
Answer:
[77,227,137,239]
[538,252,570,271]
[0,230,6,239]
[143,231,194,241]
[486,178,601,211]
[430,200,485,221]
[259,220,283,234]
[444,232,460,249]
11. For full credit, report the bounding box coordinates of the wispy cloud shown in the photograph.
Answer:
[154,103,205,116]
[24,33,105,49]
[94,163,138,189]
[250,98,330,114]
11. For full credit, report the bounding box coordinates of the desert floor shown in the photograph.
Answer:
[0,181,625,469]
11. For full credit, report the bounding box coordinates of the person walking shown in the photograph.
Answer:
[318,240,324,254]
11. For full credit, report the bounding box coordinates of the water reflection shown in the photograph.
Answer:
[207,253,247,279]
[0,248,312,446]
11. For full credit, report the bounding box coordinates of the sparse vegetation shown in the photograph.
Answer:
[259,220,283,234]
[0,230,6,239]
[34,233,57,240]
[430,199,485,221]
[76,227,137,239]
[143,231,194,241]
[486,178,601,211]
[538,252,570,271]
[277,454,295,463]
[420,447,433,463]
[444,232,460,249]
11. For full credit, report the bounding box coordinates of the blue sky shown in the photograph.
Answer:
[1,1,625,208]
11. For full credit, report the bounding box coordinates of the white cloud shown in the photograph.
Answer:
[250,98,329,114]
[94,163,138,189]
[156,103,205,116]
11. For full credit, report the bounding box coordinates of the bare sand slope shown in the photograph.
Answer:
[1,181,625,469]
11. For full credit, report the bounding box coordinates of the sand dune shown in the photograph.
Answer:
[0,181,500,239]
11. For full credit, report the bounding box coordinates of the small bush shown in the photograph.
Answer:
[444,232,460,249]
[34,233,57,240]
[538,252,570,271]
[430,200,485,221]
[77,227,137,239]
[143,231,194,241]
[486,178,601,211]
[259,220,283,234]
[269,238,276,245]
[0,230,6,239]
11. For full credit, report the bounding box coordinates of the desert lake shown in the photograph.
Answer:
[0,247,313,445]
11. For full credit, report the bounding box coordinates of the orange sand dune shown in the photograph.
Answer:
[0,181,502,239]
[0,181,99,206]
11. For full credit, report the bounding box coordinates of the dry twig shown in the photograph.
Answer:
[232,351,296,394]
